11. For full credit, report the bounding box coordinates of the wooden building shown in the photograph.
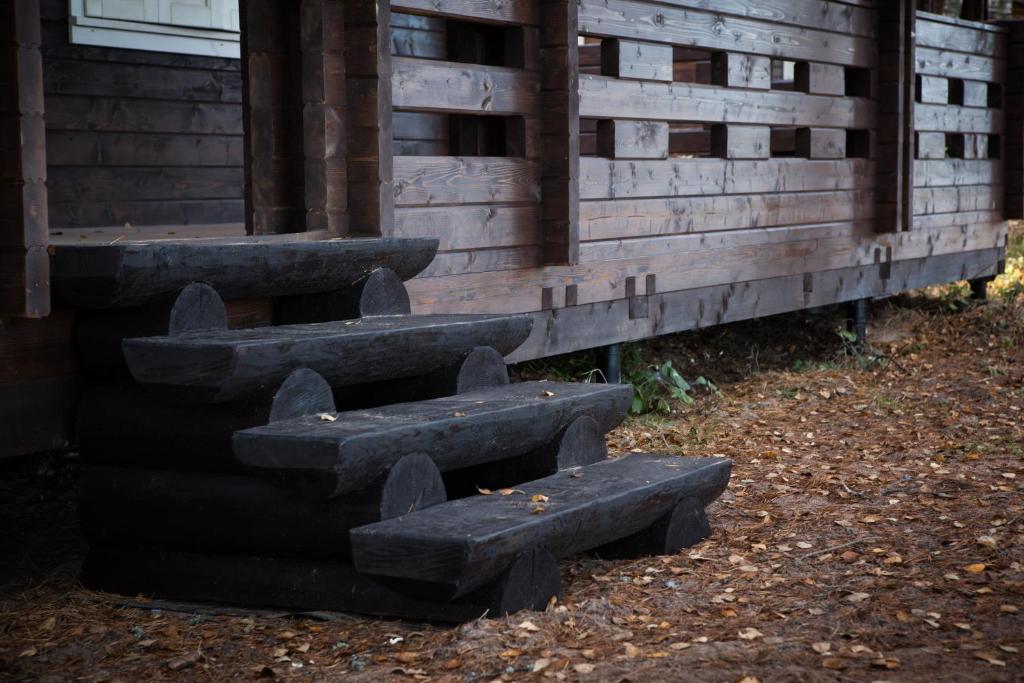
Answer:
[2,0,1023,458]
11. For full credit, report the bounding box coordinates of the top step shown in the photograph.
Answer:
[50,234,438,308]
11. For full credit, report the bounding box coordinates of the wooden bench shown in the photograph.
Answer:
[50,235,438,308]
[233,381,633,498]
[350,454,731,599]
[123,313,533,402]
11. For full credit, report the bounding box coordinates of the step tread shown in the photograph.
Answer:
[123,313,533,403]
[233,381,633,495]
[51,236,438,308]
[350,454,731,597]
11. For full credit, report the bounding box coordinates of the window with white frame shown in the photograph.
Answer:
[69,0,241,59]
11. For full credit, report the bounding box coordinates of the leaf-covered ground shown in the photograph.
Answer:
[2,286,1023,682]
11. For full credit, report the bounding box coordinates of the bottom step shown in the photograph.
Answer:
[81,546,561,624]
[351,454,731,599]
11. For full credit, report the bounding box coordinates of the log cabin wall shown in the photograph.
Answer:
[914,13,1008,232]
[392,0,1009,360]
[39,0,245,230]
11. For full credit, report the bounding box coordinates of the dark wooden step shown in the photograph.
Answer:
[79,455,445,559]
[81,546,560,623]
[233,381,633,498]
[123,313,533,402]
[350,454,731,599]
[51,235,437,308]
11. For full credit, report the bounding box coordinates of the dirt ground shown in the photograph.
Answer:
[2,287,1023,682]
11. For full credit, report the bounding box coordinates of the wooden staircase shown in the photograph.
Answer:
[59,234,732,622]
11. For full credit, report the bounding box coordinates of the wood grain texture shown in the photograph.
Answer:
[579,76,875,129]
[501,248,1004,362]
[124,313,535,402]
[393,57,539,115]
[1,0,49,317]
[577,0,876,67]
[351,454,731,598]
[234,381,632,497]
[540,0,581,266]
[51,236,437,308]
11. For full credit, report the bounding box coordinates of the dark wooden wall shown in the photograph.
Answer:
[39,0,245,229]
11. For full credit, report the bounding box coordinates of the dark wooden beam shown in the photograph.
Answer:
[345,0,392,236]
[240,0,303,235]
[1003,20,1024,218]
[0,0,48,317]
[876,0,916,232]
[539,0,580,265]
[300,0,348,234]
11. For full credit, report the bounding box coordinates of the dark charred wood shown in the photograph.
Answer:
[81,545,558,622]
[590,496,711,560]
[274,268,411,325]
[79,454,445,558]
[351,454,731,599]
[234,381,632,499]
[332,345,509,411]
[76,368,334,472]
[443,414,607,499]
[124,314,533,403]
[51,236,438,308]
[167,282,228,334]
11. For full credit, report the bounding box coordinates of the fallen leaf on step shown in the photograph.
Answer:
[476,487,492,495]
[317,413,336,422]
[531,494,549,503]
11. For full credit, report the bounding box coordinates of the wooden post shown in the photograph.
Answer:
[1003,20,1024,218]
[540,0,580,265]
[344,0,391,236]
[0,0,48,317]
[300,0,348,235]
[876,0,916,232]
[240,0,303,235]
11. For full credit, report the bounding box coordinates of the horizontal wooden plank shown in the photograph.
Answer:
[914,103,1003,134]
[393,204,539,250]
[503,247,1004,362]
[44,95,243,135]
[390,0,538,25]
[579,158,875,200]
[913,159,1003,187]
[48,199,244,230]
[394,156,541,206]
[43,57,242,103]
[916,16,1005,58]
[579,190,875,242]
[47,167,244,203]
[916,46,1005,82]
[911,213,1004,230]
[46,131,243,167]
[420,246,541,277]
[578,0,876,67]
[579,75,875,129]
[393,57,539,116]
[407,222,1007,313]
[584,0,877,37]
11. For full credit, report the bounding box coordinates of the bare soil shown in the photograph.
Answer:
[1,292,1022,683]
